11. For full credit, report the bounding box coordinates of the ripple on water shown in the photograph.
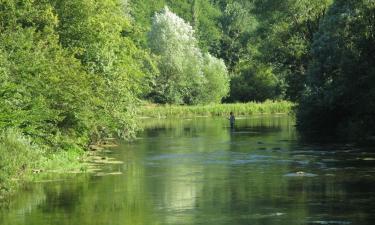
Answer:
[309,221,352,225]
[283,172,318,177]
[231,159,259,165]
[321,158,340,162]
[239,212,286,219]
[148,153,194,161]
[362,157,375,161]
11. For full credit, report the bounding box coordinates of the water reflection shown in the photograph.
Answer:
[1,116,375,225]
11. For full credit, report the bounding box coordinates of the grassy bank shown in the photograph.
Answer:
[138,101,295,118]
[0,129,87,203]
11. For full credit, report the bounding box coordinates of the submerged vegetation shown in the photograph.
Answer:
[139,101,294,118]
[0,0,374,201]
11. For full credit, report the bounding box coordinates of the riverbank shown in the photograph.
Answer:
[0,129,86,203]
[138,101,295,118]
[0,101,294,203]
[0,129,117,204]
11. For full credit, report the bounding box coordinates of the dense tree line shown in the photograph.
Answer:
[0,0,374,155]
[0,0,229,159]
[297,0,375,139]
[129,0,333,103]
[130,0,374,139]
[0,0,152,151]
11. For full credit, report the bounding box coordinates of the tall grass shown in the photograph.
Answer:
[138,100,295,118]
[0,129,87,202]
[0,129,41,200]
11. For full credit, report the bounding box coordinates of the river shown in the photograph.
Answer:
[1,116,375,225]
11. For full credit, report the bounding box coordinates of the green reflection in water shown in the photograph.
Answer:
[1,116,375,225]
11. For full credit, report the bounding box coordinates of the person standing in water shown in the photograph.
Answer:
[229,112,235,129]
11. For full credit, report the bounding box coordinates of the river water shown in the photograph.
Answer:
[1,116,375,225]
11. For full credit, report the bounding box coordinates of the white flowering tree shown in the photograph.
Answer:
[148,7,205,104]
[148,6,229,104]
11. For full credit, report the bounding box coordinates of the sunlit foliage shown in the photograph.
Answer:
[148,7,229,104]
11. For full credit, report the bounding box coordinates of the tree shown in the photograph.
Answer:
[201,53,230,103]
[252,0,333,101]
[190,0,223,54]
[0,28,94,148]
[0,0,153,150]
[218,1,257,71]
[129,0,223,53]
[228,61,282,102]
[50,0,154,139]
[297,0,375,139]
[148,7,205,104]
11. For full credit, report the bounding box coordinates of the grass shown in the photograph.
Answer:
[0,129,40,201]
[138,100,295,118]
[0,129,87,203]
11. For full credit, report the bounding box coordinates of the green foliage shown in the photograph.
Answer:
[228,62,283,102]
[0,0,152,199]
[0,27,93,148]
[0,128,87,200]
[139,101,294,118]
[128,0,341,104]
[217,1,257,71]
[38,146,86,173]
[0,0,156,144]
[51,0,154,139]
[201,53,230,103]
[192,0,223,53]
[0,0,59,32]
[297,0,375,139]
[251,0,333,102]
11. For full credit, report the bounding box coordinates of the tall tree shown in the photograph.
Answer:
[148,7,229,104]
[129,0,223,53]
[0,0,95,147]
[0,0,153,149]
[297,0,375,139]
[253,0,333,101]
[148,7,205,104]
[218,1,257,71]
[51,0,153,139]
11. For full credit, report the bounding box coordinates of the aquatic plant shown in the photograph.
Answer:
[138,101,295,118]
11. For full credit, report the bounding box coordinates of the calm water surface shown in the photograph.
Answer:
[1,116,375,225]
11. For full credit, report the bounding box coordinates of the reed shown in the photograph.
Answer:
[138,100,295,118]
